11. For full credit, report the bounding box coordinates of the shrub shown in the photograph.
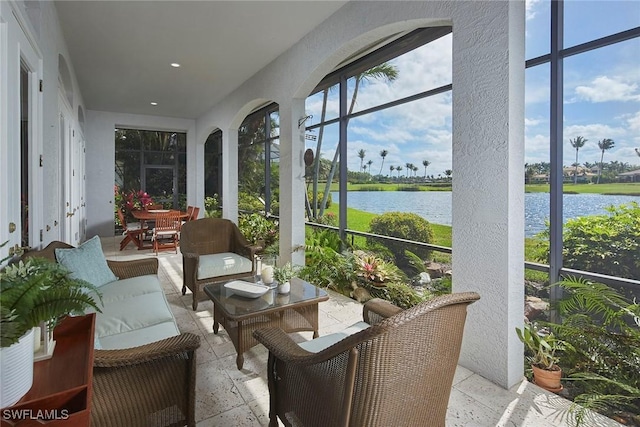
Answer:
[307,190,332,210]
[366,281,426,309]
[367,212,434,267]
[537,202,640,280]
[204,195,221,218]
[238,213,279,249]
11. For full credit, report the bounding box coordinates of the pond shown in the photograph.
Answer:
[332,191,640,237]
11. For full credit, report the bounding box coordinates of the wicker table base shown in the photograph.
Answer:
[204,278,328,369]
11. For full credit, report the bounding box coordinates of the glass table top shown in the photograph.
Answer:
[203,277,328,319]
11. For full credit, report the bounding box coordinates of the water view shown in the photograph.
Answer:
[333,191,640,237]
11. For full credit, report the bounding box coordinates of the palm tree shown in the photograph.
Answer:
[396,165,403,179]
[412,165,419,177]
[635,148,640,157]
[596,138,615,184]
[405,162,412,178]
[569,136,587,184]
[366,159,373,175]
[444,169,452,181]
[318,63,399,217]
[422,160,431,179]
[379,150,388,175]
[389,165,395,178]
[357,149,366,172]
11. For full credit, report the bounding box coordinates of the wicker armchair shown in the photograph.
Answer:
[22,242,200,427]
[253,292,480,427]
[180,218,261,310]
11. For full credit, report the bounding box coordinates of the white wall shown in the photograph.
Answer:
[0,1,87,253]
[84,110,196,238]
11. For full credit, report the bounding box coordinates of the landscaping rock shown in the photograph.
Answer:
[525,296,549,321]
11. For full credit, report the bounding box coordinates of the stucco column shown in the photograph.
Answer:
[187,130,203,213]
[278,99,306,266]
[451,1,525,389]
[221,129,238,223]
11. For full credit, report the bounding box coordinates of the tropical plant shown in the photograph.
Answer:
[569,136,588,185]
[422,160,431,178]
[366,159,373,175]
[389,165,395,177]
[0,258,102,347]
[548,277,640,424]
[366,280,426,310]
[238,212,279,249]
[299,238,354,293]
[352,250,401,286]
[516,322,568,370]
[379,150,389,175]
[357,149,366,172]
[596,138,615,184]
[204,195,221,218]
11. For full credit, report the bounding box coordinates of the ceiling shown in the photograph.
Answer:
[55,1,348,119]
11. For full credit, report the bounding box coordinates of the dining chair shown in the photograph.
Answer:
[152,211,181,255]
[116,209,147,250]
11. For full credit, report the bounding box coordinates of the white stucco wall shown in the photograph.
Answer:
[0,1,88,249]
[84,110,196,238]
[194,0,525,388]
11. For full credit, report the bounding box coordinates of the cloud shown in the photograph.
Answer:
[627,111,640,132]
[526,0,542,21]
[565,123,626,141]
[574,76,640,103]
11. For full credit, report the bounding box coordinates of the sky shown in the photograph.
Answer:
[304,0,640,178]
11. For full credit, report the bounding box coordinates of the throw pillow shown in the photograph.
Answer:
[55,235,118,287]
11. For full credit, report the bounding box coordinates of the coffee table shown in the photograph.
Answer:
[203,278,329,370]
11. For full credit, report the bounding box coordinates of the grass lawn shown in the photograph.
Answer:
[324,181,640,195]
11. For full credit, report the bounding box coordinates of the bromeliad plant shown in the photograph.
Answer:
[0,257,102,347]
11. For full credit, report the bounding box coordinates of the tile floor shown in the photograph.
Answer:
[102,236,621,427]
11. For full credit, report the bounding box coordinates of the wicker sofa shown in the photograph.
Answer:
[23,241,200,427]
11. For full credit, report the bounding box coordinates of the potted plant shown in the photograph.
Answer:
[273,263,296,294]
[516,322,569,393]
[0,256,102,407]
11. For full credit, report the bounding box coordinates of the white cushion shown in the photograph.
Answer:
[94,275,163,303]
[99,321,180,350]
[298,321,370,353]
[94,290,179,346]
[197,253,252,280]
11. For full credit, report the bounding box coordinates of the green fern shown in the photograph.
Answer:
[1,257,102,347]
[547,277,640,423]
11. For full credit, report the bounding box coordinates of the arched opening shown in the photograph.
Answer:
[58,54,74,107]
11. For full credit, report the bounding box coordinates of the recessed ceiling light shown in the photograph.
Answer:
[170,63,181,68]
[150,102,158,106]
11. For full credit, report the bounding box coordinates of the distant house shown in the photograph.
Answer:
[617,169,640,183]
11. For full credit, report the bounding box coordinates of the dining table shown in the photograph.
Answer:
[130,209,189,250]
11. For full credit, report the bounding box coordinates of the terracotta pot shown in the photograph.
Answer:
[532,365,563,393]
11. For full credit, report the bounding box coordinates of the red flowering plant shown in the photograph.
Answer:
[114,185,154,226]
[353,250,400,288]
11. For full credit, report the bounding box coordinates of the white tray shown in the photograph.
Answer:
[224,280,270,298]
[148,209,170,213]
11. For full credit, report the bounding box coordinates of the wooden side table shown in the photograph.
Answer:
[1,314,96,427]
